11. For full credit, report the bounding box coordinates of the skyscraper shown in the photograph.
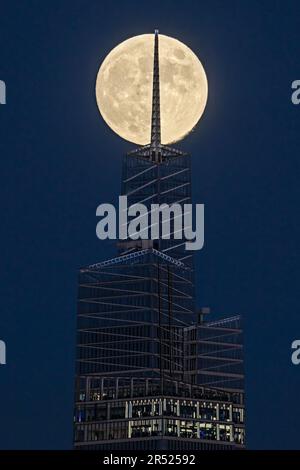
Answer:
[73,31,245,450]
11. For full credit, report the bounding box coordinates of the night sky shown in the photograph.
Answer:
[0,0,300,449]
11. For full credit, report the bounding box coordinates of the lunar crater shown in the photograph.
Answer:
[96,34,207,145]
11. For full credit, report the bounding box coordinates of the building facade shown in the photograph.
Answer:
[73,31,245,450]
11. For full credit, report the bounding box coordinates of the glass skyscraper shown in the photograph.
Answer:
[73,31,245,450]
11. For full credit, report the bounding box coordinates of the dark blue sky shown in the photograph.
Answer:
[0,0,300,449]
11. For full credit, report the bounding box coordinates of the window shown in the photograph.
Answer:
[219,404,231,422]
[110,404,125,419]
[219,424,232,442]
[180,401,197,419]
[232,407,243,424]
[234,427,245,444]
[199,423,217,441]
[164,399,178,417]
[132,400,153,418]
[199,402,217,420]
[180,420,197,438]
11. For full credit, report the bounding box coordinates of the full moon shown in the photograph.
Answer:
[95,34,208,145]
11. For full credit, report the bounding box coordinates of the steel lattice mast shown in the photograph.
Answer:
[150,30,161,160]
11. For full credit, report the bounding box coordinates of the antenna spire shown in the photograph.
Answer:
[128,29,187,161]
[150,30,161,161]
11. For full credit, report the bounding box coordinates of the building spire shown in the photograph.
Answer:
[150,30,161,161]
[128,29,187,161]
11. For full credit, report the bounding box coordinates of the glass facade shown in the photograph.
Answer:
[120,152,194,266]
[77,249,194,382]
[74,376,244,448]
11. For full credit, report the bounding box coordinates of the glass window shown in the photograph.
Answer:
[110,405,125,419]
[164,399,178,417]
[180,401,197,418]
[234,427,245,444]
[219,424,232,442]
[180,420,197,438]
[199,402,217,420]
[219,404,231,422]
[200,423,217,440]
